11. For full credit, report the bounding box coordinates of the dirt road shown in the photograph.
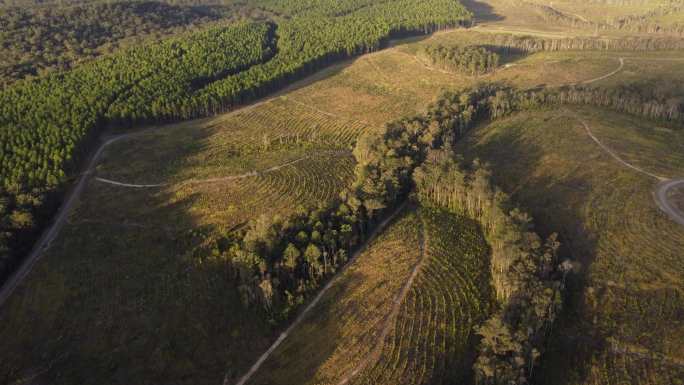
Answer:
[95,157,308,188]
[227,202,408,385]
[573,115,684,227]
[654,179,684,226]
[0,131,150,308]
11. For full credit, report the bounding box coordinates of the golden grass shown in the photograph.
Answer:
[3,17,683,384]
[456,106,684,385]
[246,206,491,385]
[248,208,423,385]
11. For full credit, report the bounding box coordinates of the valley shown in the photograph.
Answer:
[1,0,683,384]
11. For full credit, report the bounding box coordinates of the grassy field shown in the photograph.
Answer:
[456,106,684,385]
[0,98,359,384]
[246,206,492,385]
[469,0,683,35]
[354,207,493,385]
[2,5,684,383]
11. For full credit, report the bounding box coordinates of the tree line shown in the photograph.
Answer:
[488,84,684,124]
[213,83,576,383]
[419,44,500,75]
[600,4,684,35]
[479,32,684,52]
[517,0,684,36]
[414,152,567,385]
[0,0,472,288]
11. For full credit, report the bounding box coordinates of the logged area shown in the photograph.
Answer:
[456,107,684,384]
[247,206,492,385]
[1,0,684,384]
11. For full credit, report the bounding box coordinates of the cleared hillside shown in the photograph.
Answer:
[246,206,492,385]
[3,0,684,383]
[456,106,684,385]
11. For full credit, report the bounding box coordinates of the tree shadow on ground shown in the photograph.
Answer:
[455,115,603,385]
[460,0,505,23]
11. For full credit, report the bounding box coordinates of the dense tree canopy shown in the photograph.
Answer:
[0,1,232,85]
[0,21,276,280]
[419,44,500,75]
[0,0,472,285]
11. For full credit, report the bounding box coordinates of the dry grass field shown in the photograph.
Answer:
[2,1,684,383]
[247,206,492,385]
[456,106,684,385]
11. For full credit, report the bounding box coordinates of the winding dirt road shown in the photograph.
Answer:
[0,131,149,308]
[227,202,409,385]
[571,115,684,226]
[654,179,684,226]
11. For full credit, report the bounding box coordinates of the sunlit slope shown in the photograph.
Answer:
[248,206,492,385]
[456,106,684,385]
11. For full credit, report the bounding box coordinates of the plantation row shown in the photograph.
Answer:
[222,98,371,149]
[418,44,500,75]
[0,0,471,286]
[479,32,684,52]
[357,207,492,385]
[414,152,566,385]
[521,0,684,35]
[227,79,684,381]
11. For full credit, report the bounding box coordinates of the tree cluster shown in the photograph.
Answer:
[419,44,500,75]
[0,0,472,288]
[414,153,566,385]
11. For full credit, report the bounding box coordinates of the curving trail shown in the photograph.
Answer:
[227,202,409,385]
[571,114,684,227]
[573,116,665,181]
[654,179,684,226]
[580,57,624,85]
[95,157,308,189]
[0,130,152,308]
[336,214,427,385]
[95,177,167,188]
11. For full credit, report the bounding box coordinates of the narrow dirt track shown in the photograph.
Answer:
[0,130,152,308]
[337,215,427,385]
[227,202,409,385]
[654,179,684,226]
[95,157,308,189]
[573,115,665,181]
[571,114,684,227]
[580,57,624,85]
